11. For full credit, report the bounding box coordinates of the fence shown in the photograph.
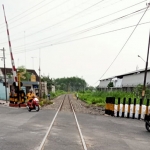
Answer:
[105,97,150,120]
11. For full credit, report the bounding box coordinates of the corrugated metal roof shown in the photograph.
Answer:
[100,68,150,81]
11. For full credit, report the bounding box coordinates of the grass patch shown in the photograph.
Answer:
[78,90,148,106]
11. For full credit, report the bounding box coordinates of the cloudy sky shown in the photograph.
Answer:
[0,0,150,86]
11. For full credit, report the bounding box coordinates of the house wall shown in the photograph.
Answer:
[0,82,9,100]
[41,82,48,96]
[0,70,3,76]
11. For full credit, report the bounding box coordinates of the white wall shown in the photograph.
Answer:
[113,78,122,88]
[51,85,55,93]
[99,80,111,88]
[0,82,9,100]
[122,72,150,87]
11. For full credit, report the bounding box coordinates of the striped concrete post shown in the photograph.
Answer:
[117,98,120,117]
[127,98,131,118]
[138,99,142,120]
[122,98,126,117]
[132,98,136,119]
[145,99,149,120]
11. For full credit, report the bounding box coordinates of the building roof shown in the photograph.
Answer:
[100,68,150,81]
[0,68,39,81]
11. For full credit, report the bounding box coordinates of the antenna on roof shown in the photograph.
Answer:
[136,65,139,71]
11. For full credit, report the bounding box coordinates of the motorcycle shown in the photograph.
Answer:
[27,97,40,112]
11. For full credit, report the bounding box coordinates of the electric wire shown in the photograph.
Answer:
[5,0,57,24]
[70,0,145,21]
[8,20,150,55]
[0,0,70,33]
[50,7,147,44]
[0,1,146,45]
[12,7,148,50]
[0,0,92,41]
[94,5,150,85]
[0,0,47,26]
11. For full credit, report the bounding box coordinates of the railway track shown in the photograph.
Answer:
[38,94,87,150]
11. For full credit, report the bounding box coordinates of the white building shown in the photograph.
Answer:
[99,68,150,91]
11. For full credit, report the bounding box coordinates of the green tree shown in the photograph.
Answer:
[41,75,53,92]
[54,77,87,92]
[107,82,114,88]
[17,66,31,81]
[134,84,150,99]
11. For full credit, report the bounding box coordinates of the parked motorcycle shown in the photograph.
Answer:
[27,98,40,112]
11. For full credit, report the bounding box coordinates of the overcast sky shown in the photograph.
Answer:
[0,0,150,86]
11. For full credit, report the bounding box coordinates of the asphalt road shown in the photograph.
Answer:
[76,113,150,150]
[0,105,56,150]
[0,99,149,150]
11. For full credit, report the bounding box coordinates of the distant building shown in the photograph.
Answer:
[51,84,55,93]
[0,67,47,100]
[99,68,150,92]
[41,82,48,97]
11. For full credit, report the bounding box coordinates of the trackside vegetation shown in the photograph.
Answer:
[78,85,150,106]
[39,90,66,107]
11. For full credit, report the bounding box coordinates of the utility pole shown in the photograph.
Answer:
[142,30,150,101]
[31,57,36,70]
[39,49,41,100]
[17,72,21,103]
[0,48,7,103]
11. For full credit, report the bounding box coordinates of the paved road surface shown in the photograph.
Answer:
[76,113,150,150]
[0,95,149,150]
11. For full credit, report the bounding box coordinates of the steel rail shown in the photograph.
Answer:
[68,95,87,150]
[38,94,87,150]
[38,95,66,150]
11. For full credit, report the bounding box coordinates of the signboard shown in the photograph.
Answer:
[33,84,38,89]
[31,74,36,82]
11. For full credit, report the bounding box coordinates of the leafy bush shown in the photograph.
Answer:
[39,98,53,107]
[78,87,149,106]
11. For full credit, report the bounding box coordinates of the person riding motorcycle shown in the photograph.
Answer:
[27,89,36,108]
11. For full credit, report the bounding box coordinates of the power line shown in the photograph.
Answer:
[0,0,92,41]
[0,0,70,33]
[12,7,148,50]
[52,7,147,44]
[0,0,48,27]
[69,0,147,21]
[0,1,145,45]
[0,0,106,35]
[95,4,150,85]
[6,0,56,24]
[9,20,150,55]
